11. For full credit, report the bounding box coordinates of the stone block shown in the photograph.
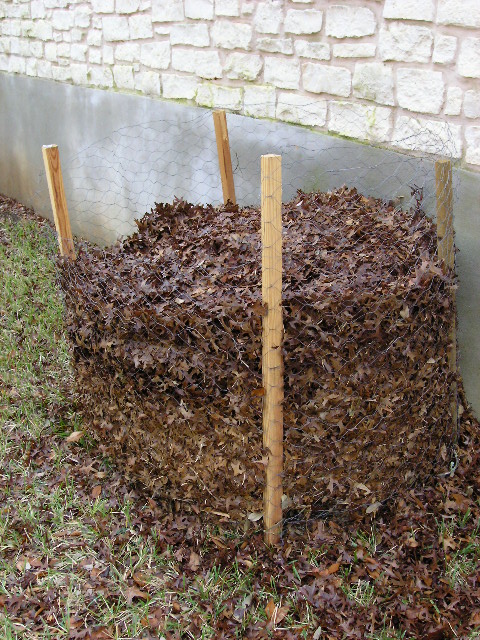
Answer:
[196,83,243,110]
[257,37,293,55]
[465,127,480,165]
[333,43,376,58]
[162,73,199,99]
[57,42,70,57]
[352,62,394,106]
[10,39,30,56]
[102,45,114,64]
[170,24,210,47]
[30,41,43,57]
[103,15,130,41]
[44,42,57,61]
[88,66,114,87]
[329,101,392,143]
[254,1,283,34]
[116,0,140,14]
[135,69,161,94]
[379,22,433,62]
[152,0,184,21]
[30,21,53,40]
[8,56,26,74]
[140,41,170,69]
[285,9,323,34]
[242,1,254,15]
[276,93,327,127]
[397,68,444,114]
[172,48,222,78]
[31,1,46,19]
[392,115,462,158]
[5,2,29,17]
[212,20,252,49]
[383,0,434,22]
[294,40,330,60]
[87,29,102,46]
[432,35,457,64]
[7,20,22,37]
[464,90,480,118]
[445,86,463,116]
[26,59,37,76]
[458,38,480,78]
[215,0,239,16]
[225,52,262,80]
[91,0,114,12]
[71,29,84,42]
[184,0,213,20]
[303,62,351,97]
[115,42,140,62]
[89,48,102,64]
[244,85,276,118]
[71,62,88,83]
[74,6,92,28]
[52,65,72,82]
[264,57,300,90]
[438,0,480,28]
[129,14,153,39]
[37,59,53,78]
[71,43,88,61]
[326,5,375,38]
[113,64,135,89]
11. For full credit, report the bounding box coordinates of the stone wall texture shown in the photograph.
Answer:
[1,0,479,169]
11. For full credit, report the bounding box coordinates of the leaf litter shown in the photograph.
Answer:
[62,187,457,523]
[0,192,479,639]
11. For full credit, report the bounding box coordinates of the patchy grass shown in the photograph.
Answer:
[1,195,480,639]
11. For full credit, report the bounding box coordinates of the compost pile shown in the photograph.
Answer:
[62,187,457,522]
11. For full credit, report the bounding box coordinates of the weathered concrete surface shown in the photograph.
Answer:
[0,72,478,416]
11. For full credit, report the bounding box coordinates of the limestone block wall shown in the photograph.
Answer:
[0,0,479,170]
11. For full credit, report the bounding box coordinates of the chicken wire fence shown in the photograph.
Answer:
[34,103,460,540]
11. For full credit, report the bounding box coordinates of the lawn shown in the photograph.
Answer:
[0,194,480,640]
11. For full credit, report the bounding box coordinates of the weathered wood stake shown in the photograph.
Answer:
[261,154,283,545]
[435,158,457,434]
[42,144,75,259]
[213,110,236,205]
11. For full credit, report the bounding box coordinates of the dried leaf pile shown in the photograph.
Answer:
[61,188,457,522]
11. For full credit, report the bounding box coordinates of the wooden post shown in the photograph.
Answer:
[42,144,75,259]
[261,154,283,545]
[213,110,236,206]
[435,158,457,434]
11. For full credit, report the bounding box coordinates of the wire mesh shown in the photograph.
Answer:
[38,102,459,538]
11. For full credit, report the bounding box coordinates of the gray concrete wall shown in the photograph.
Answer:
[1,72,478,416]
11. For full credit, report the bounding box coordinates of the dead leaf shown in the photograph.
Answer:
[91,485,102,499]
[265,599,289,629]
[366,502,382,515]
[188,551,201,571]
[125,586,149,605]
[247,512,263,522]
[66,431,84,443]
[316,562,340,577]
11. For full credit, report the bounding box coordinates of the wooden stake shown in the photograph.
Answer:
[42,144,75,259]
[261,154,283,545]
[213,110,236,205]
[436,159,454,270]
[435,158,457,434]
